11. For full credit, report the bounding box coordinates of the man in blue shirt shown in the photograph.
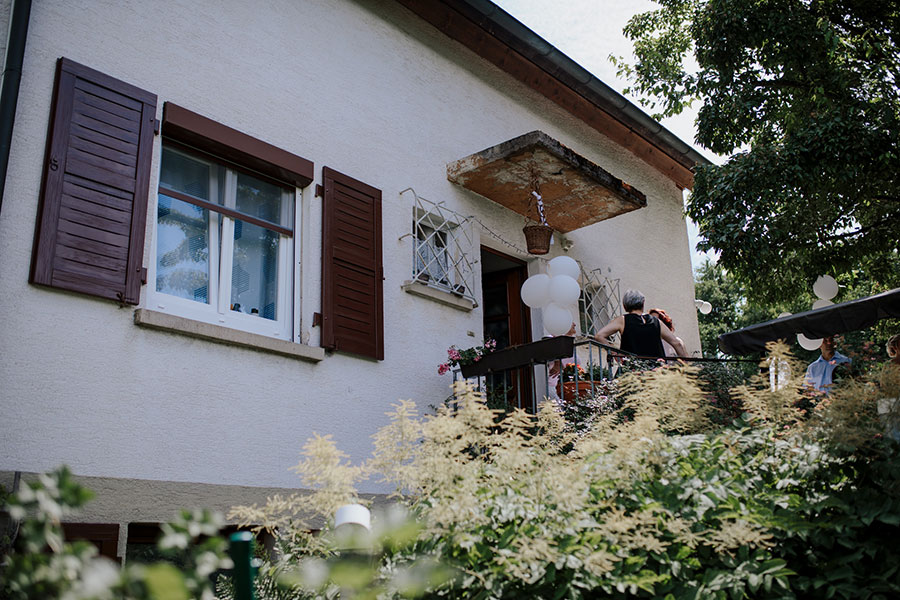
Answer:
[805,336,851,393]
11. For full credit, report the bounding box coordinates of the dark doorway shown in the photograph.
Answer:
[480,247,532,410]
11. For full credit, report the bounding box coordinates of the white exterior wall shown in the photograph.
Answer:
[0,0,699,493]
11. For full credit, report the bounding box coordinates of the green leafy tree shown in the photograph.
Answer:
[617,0,900,301]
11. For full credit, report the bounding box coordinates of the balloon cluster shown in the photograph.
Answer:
[796,275,839,351]
[520,256,581,336]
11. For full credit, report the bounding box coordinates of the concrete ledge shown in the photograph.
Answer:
[134,309,325,362]
[401,280,476,311]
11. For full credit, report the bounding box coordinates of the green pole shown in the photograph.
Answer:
[229,531,255,600]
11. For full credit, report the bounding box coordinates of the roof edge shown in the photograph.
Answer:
[394,0,713,187]
[461,0,712,168]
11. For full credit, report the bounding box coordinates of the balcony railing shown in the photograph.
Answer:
[452,337,756,412]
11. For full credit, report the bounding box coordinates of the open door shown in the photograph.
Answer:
[480,247,533,410]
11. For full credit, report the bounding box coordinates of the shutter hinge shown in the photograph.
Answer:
[153,119,160,135]
[315,184,323,198]
[141,267,148,285]
[312,312,323,327]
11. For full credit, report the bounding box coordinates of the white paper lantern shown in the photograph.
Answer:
[547,255,580,280]
[548,274,581,305]
[543,302,573,336]
[797,333,822,351]
[520,273,551,308]
[813,275,839,300]
[812,298,833,310]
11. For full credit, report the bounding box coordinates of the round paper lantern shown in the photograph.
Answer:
[813,275,838,300]
[797,333,822,351]
[548,274,581,305]
[520,273,551,308]
[547,255,580,280]
[812,298,833,310]
[543,302,573,336]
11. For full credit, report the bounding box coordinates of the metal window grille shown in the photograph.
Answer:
[403,189,476,302]
[579,267,621,336]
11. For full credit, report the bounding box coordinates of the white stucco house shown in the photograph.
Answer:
[0,0,708,559]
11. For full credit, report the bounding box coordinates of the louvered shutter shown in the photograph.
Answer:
[322,167,384,360]
[30,58,157,304]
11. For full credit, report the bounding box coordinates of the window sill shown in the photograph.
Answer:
[401,280,476,312]
[134,309,325,362]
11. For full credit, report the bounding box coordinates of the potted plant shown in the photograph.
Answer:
[438,339,498,377]
[559,363,607,401]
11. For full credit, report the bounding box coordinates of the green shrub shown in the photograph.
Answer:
[0,467,232,600]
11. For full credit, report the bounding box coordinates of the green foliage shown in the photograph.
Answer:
[0,467,233,600]
[234,359,900,599]
[618,0,900,301]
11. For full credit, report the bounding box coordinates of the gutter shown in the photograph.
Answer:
[0,0,32,217]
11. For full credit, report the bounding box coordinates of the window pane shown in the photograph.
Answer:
[236,172,288,226]
[230,219,280,320]
[156,194,211,303]
[160,148,224,203]
[415,225,449,282]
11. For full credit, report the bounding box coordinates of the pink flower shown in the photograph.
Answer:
[448,348,461,360]
[474,355,481,361]
[438,363,449,375]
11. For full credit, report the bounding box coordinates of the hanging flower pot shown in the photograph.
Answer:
[523,223,553,255]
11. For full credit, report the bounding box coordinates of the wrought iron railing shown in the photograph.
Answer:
[451,337,757,411]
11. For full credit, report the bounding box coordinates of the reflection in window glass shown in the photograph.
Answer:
[230,219,279,320]
[236,172,286,225]
[415,224,449,283]
[159,148,224,204]
[156,194,211,303]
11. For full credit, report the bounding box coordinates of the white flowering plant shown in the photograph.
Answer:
[0,467,232,600]
[229,344,900,599]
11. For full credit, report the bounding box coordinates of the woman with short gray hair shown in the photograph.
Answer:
[594,289,686,358]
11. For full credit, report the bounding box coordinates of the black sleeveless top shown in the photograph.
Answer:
[620,313,665,358]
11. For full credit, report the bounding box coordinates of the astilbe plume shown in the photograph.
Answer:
[228,348,900,598]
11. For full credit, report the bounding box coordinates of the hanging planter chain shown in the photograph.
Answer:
[523,163,553,254]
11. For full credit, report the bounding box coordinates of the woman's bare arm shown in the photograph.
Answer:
[660,327,688,357]
[594,315,625,347]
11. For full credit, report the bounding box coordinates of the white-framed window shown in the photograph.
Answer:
[148,146,295,339]
[406,189,476,301]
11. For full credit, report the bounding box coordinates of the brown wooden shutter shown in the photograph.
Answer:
[30,58,157,304]
[322,167,384,360]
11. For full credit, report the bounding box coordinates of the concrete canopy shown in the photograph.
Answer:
[447,131,647,233]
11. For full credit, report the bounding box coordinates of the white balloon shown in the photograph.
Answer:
[797,333,823,351]
[813,275,839,300]
[700,301,713,315]
[547,255,580,280]
[543,303,574,336]
[548,274,581,305]
[520,273,551,308]
[812,298,833,310]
